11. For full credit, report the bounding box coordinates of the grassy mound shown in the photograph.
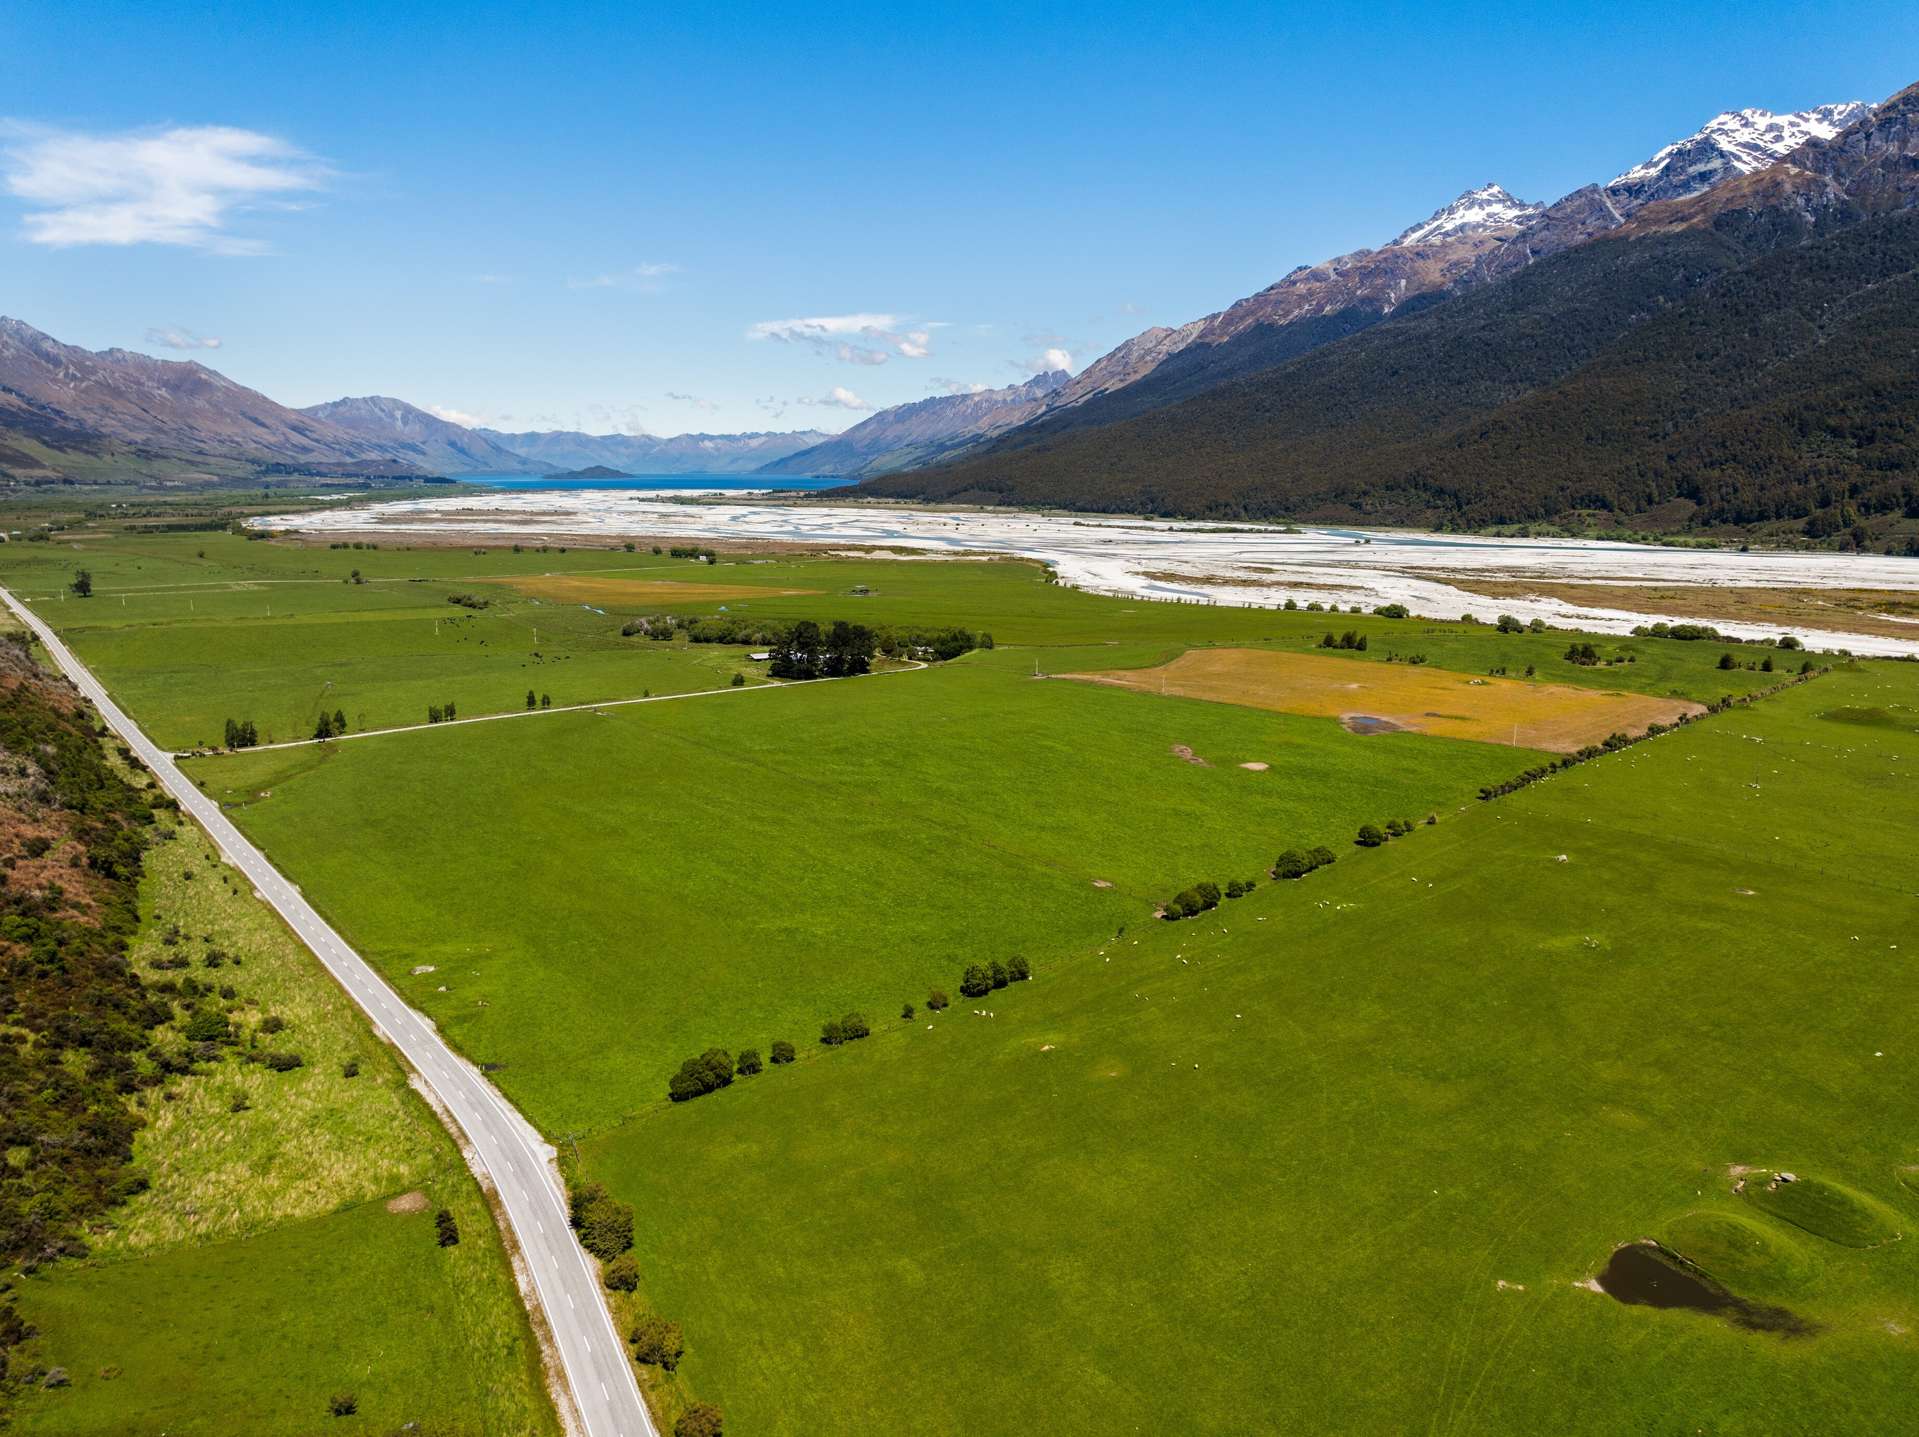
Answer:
[1665,1210,1820,1294]
[1740,1176,1905,1249]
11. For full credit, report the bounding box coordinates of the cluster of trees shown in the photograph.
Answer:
[568,1180,636,1262]
[1564,642,1601,666]
[446,592,490,610]
[0,636,167,1281]
[667,545,717,562]
[1319,630,1369,651]
[425,700,459,723]
[623,612,987,665]
[1272,846,1337,880]
[958,956,1031,997]
[525,690,553,709]
[222,717,260,749]
[820,1011,871,1045]
[312,708,348,740]
[629,1313,685,1370]
[667,1048,735,1103]
[435,1208,460,1247]
[772,620,876,680]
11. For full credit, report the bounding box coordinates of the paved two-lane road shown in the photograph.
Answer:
[0,584,655,1437]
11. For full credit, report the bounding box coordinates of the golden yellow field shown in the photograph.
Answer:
[1065,647,1704,751]
[484,574,818,605]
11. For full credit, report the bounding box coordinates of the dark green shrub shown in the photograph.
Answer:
[329,1392,357,1417]
[736,1048,762,1075]
[569,1180,607,1230]
[959,963,992,998]
[675,1402,723,1437]
[435,1209,460,1246]
[1006,956,1030,982]
[1273,848,1311,879]
[989,961,1008,989]
[629,1314,684,1370]
[263,1051,303,1072]
[1355,824,1385,848]
[769,1039,795,1064]
[581,1198,635,1260]
[603,1253,639,1292]
[839,1011,870,1040]
[926,989,949,1010]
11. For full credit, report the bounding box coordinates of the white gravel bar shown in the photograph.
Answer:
[259,492,1919,657]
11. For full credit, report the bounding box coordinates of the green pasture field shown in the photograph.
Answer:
[585,661,1919,1435]
[0,529,1785,750]
[8,823,557,1436]
[181,652,1545,1133]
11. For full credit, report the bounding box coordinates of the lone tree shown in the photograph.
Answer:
[1006,956,1031,982]
[926,989,949,1011]
[526,689,537,709]
[959,963,992,998]
[769,1039,796,1065]
[1355,823,1386,848]
[675,1403,724,1437]
[69,569,92,598]
[736,1048,762,1076]
[435,1208,461,1246]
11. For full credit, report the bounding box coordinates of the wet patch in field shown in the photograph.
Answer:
[1596,1242,1813,1336]
[1341,714,1407,736]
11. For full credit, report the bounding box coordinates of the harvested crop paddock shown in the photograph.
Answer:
[482,574,817,606]
[1066,647,1704,751]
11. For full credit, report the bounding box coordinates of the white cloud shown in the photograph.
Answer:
[144,325,221,351]
[664,391,720,413]
[1,122,325,253]
[797,385,873,411]
[1033,346,1074,373]
[747,312,935,364]
[426,404,490,429]
[930,377,989,396]
[567,262,679,292]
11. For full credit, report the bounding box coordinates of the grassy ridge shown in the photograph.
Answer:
[584,661,1919,1434]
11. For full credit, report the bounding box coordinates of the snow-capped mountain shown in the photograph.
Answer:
[1019,100,1876,437]
[1390,183,1544,247]
[1607,103,1873,205]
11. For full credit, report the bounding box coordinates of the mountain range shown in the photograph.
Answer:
[855,86,1919,539]
[0,330,831,485]
[756,371,1069,477]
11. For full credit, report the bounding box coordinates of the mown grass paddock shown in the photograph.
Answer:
[1067,646,1707,750]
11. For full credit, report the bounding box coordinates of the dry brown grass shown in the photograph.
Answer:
[1443,578,1919,641]
[482,573,818,606]
[1065,648,1703,752]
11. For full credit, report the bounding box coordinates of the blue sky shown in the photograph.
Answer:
[2,1,1914,437]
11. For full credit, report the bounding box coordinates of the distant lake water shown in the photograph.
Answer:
[460,473,855,494]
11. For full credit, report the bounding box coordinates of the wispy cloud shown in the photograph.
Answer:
[567,262,679,292]
[1019,346,1074,375]
[797,385,873,411]
[747,312,934,365]
[664,390,720,413]
[930,377,989,395]
[0,122,325,253]
[426,404,491,428]
[144,325,221,351]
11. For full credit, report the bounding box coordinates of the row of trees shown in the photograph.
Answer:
[425,700,459,723]
[1474,666,1831,804]
[223,717,260,749]
[1355,816,1428,848]
[1272,846,1337,880]
[821,1011,871,1045]
[959,956,1031,997]
[313,708,348,740]
[1319,630,1369,651]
